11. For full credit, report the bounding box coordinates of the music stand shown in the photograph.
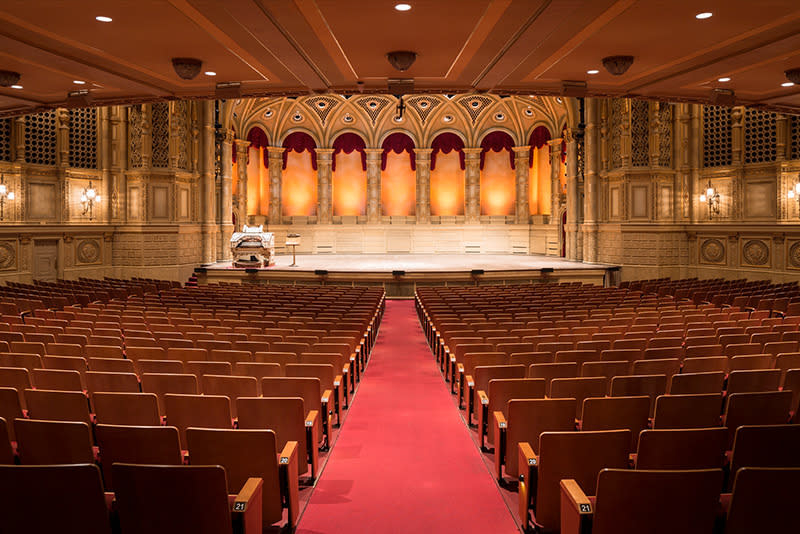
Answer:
[286,233,300,267]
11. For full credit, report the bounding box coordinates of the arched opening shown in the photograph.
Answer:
[529,126,552,215]
[560,210,567,258]
[244,127,269,217]
[281,132,317,217]
[381,132,416,216]
[479,131,515,216]
[332,133,367,216]
[430,132,465,216]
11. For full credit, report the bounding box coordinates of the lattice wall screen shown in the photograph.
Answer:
[68,108,98,168]
[609,99,624,169]
[631,100,650,166]
[129,106,143,168]
[151,103,169,168]
[702,106,732,167]
[24,110,57,165]
[173,101,189,170]
[790,115,800,161]
[0,119,10,162]
[657,104,673,167]
[744,109,777,164]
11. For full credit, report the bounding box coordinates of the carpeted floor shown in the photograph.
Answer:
[296,300,518,534]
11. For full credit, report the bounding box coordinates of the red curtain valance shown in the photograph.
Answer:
[332,133,366,172]
[381,132,416,171]
[430,132,465,171]
[529,125,552,167]
[282,131,317,170]
[479,131,515,170]
[233,127,269,165]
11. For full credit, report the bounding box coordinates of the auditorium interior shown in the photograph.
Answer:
[0,1,799,533]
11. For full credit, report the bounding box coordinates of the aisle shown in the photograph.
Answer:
[297,300,518,534]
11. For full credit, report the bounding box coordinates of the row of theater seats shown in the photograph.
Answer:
[416,280,800,533]
[0,282,386,533]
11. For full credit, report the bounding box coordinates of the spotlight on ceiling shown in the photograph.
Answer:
[782,82,796,88]
[602,56,634,76]
[695,12,713,20]
[95,15,113,23]
[587,69,600,75]
[171,58,203,80]
[0,71,21,88]
[717,77,731,82]
[394,3,412,11]
[785,68,800,85]
[386,51,417,72]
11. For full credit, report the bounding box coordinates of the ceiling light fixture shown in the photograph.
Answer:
[602,55,635,76]
[10,85,22,90]
[782,82,795,87]
[717,77,730,82]
[73,80,86,85]
[0,71,21,87]
[394,3,412,11]
[386,51,417,71]
[587,69,600,75]
[785,68,800,85]
[171,57,203,80]
[204,71,216,76]
[95,16,112,22]
[695,12,712,19]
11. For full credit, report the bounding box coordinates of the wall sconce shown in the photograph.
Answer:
[0,174,15,221]
[699,180,720,219]
[81,181,100,220]
[787,180,800,212]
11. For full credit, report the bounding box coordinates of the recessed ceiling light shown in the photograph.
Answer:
[10,85,22,90]
[95,16,112,23]
[782,82,795,87]
[587,69,600,75]
[204,71,216,76]
[73,80,86,85]
[695,12,712,19]
[717,77,730,82]
[394,3,412,11]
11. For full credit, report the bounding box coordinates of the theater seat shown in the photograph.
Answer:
[635,428,727,470]
[187,428,300,529]
[95,424,182,490]
[581,396,650,453]
[15,419,93,464]
[113,463,263,534]
[652,393,722,429]
[724,468,800,534]
[93,392,161,426]
[0,464,111,534]
[560,468,723,534]
[164,394,232,450]
[728,424,800,490]
[476,378,545,450]
[0,417,13,464]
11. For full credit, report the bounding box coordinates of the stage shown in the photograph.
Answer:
[196,254,617,297]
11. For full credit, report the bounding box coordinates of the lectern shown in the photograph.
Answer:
[286,233,300,267]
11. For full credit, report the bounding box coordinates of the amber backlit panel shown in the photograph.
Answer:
[381,151,416,216]
[529,146,552,215]
[282,150,317,216]
[430,151,464,216]
[246,147,267,216]
[232,160,239,196]
[333,150,366,216]
[480,150,515,216]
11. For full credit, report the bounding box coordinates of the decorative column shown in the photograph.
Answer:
[219,129,234,260]
[464,148,481,223]
[730,107,745,220]
[267,146,284,224]
[56,108,70,222]
[620,100,632,168]
[316,149,334,224]
[582,98,599,263]
[565,128,580,260]
[549,139,563,224]
[689,104,701,222]
[415,148,432,223]
[140,105,153,169]
[200,100,216,264]
[234,139,250,227]
[13,116,25,163]
[365,148,382,223]
[513,145,530,224]
[99,107,112,222]
[110,106,127,222]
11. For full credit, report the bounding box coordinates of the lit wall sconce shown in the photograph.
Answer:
[699,180,720,219]
[0,174,15,221]
[787,180,800,212]
[81,181,100,220]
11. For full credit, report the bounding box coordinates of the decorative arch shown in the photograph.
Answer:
[429,131,465,217]
[245,126,269,166]
[528,125,553,216]
[380,132,416,171]
[528,125,552,164]
[331,132,367,217]
[332,132,367,171]
[430,132,465,171]
[282,131,317,170]
[479,130,516,170]
[281,131,318,216]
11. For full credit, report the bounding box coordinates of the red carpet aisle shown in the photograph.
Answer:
[297,300,518,534]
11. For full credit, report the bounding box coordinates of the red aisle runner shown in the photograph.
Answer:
[297,300,518,534]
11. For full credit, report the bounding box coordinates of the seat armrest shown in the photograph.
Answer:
[465,374,475,422]
[321,389,333,446]
[518,442,539,530]
[279,441,300,528]
[231,477,263,534]
[333,375,343,424]
[305,410,320,480]
[477,390,489,447]
[493,411,507,481]
[560,479,593,534]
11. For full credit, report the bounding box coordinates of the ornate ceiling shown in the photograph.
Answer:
[1,0,799,117]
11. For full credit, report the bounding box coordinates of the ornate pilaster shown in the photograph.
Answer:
[620,100,632,168]
[141,105,153,169]
[110,106,127,222]
[56,108,70,222]
[582,98,599,263]
[549,139,563,222]
[776,114,788,160]
[464,148,481,223]
[513,145,530,223]
[13,117,25,163]
[565,128,581,260]
[316,148,334,224]
[267,147,284,223]
[219,128,234,260]
[689,104,702,222]
[234,139,250,227]
[415,148,432,223]
[365,148,382,223]
[731,106,744,166]
[200,100,216,264]
[99,107,111,223]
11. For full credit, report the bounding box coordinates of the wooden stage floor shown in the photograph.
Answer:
[198,254,617,296]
